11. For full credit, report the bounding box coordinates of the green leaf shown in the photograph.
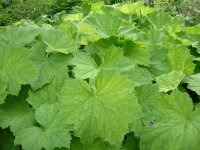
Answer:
[167,47,195,75]
[147,12,171,29]
[59,70,142,147]
[30,42,70,90]
[0,26,40,46]
[135,83,160,123]
[147,60,171,77]
[71,52,99,79]
[15,104,71,150]
[117,1,154,17]
[166,27,191,46]
[118,22,138,40]
[156,71,185,92]
[0,45,38,97]
[0,96,35,134]
[64,13,83,22]
[72,46,134,79]
[91,1,104,14]
[124,41,150,66]
[184,26,200,35]
[77,21,97,35]
[147,28,165,46]
[100,46,134,72]
[84,9,121,38]
[27,77,66,109]
[148,45,168,62]
[71,137,117,150]
[182,27,200,53]
[123,66,153,86]
[42,30,76,54]
[184,73,200,95]
[140,91,200,150]
[0,80,7,104]
[117,1,144,14]
[136,84,160,114]
[85,38,113,59]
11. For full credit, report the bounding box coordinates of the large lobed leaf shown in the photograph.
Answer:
[59,70,142,147]
[15,104,71,150]
[0,45,38,103]
[0,96,35,134]
[30,42,70,90]
[71,45,134,79]
[139,90,200,150]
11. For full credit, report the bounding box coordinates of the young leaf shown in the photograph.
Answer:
[156,71,185,92]
[70,52,99,79]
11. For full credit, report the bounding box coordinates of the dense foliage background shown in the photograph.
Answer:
[0,0,200,150]
[0,0,199,26]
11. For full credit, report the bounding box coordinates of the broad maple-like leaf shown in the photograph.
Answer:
[0,96,35,134]
[59,70,142,147]
[140,90,200,150]
[147,12,171,29]
[135,83,160,123]
[147,60,171,77]
[117,1,154,17]
[0,45,38,99]
[15,104,71,150]
[156,71,185,92]
[123,41,150,66]
[183,26,200,53]
[71,46,134,79]
[146,28,165,46]
[70,52,99,79]
[30,42,70,90]
[42,30,76,54]
[101,46,134,72]
[136,84,160,114]
[0,26,40,46]
[167,47,195,75]
[27,77,66,109]
[84,9,121,38]
[123,66,153,86]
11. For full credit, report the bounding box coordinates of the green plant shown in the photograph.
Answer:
[48,0,82,15]
[0,1,200,150]
[0,0,50,26]
[0,0,84,26]
[153,0,200,25]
